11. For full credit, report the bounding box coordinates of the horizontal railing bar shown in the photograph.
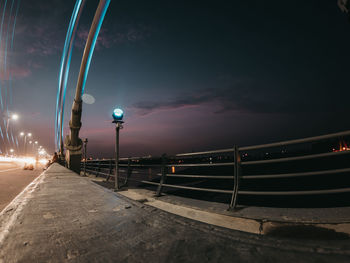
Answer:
[242,167,350,179]
[166,174,233,179]
[140,181,232,193]
[84,169,110,177]
[240,130,350,151]
[239,188,350,195]
[129,164,162,167]
[241,150,350,165]
[175,148,235,157]
[85,160,112,163]
[167,162,235,167]
[140,180,159,186]
[161,183,233,193]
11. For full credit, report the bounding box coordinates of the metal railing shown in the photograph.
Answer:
[81,130,350,209]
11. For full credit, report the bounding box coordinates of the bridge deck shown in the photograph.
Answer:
[0,164,349,262]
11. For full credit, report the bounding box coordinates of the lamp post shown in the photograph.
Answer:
[112,108,124,190]
[6,113,18,133]
[29,141,33,155]
[83,138,88,176]
[20,132,32,156]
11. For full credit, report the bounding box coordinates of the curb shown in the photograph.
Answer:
[118,189,350,237]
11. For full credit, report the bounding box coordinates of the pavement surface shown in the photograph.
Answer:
[0,162,42,212]
[0,164,350,263]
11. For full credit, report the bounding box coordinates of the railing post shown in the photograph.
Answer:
[229,146,241,210]
[106,159,113,182]
[156,154,167,197]
[124,158,133,186]
[96,161,101,177]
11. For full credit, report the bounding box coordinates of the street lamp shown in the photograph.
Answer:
[20,132,32,156]
[6,113,19,133]
[112,108,124,190]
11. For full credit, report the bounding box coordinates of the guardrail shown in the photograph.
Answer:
[81,130,350,209]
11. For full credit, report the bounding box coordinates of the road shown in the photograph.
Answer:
[0,161,42,212]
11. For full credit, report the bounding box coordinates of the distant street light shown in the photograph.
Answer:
[20,132,32,156]
[10,149,14,153]
[6,113,19,133]
[112,108,124,190]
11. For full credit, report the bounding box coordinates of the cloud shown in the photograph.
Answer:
[0,66,32,80]
[132,81,350,116]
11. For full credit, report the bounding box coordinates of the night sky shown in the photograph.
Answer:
[3,0,350,157]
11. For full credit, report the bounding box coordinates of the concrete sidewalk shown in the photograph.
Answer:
[0,164,349,263]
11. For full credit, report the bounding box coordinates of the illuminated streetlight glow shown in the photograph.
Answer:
[10,149,14,153]
[29,141,32,144]
[20,132,24,136]
[35,141,38,144]
[112,108,124,121]
[6,113,19,133]
[28,133,32,137]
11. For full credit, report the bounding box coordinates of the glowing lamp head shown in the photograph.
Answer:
[20,132,24,136]
[112,108,124,121]
[11,114,18,120]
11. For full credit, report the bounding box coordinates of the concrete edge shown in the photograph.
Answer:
[0,165,49,247]
[118,189,350,236]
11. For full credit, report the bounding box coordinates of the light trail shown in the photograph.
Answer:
[0,0,22,153]
[0,156,35,164]
[58,0,86,154]
[4,0,15,87]
[56,0,86,151]
[3,0,15,147]
[0,0,9,112]
[8,0,20,107]
[80,0,111,96]
[0,125,4,139]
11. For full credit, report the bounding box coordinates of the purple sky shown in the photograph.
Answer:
[1,0,350,158]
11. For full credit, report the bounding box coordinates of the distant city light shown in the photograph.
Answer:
[112,108,124,121]
[28,133,32,137]
[11,114,18,120]
[10,149,14,153]
[20,132,24,136]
